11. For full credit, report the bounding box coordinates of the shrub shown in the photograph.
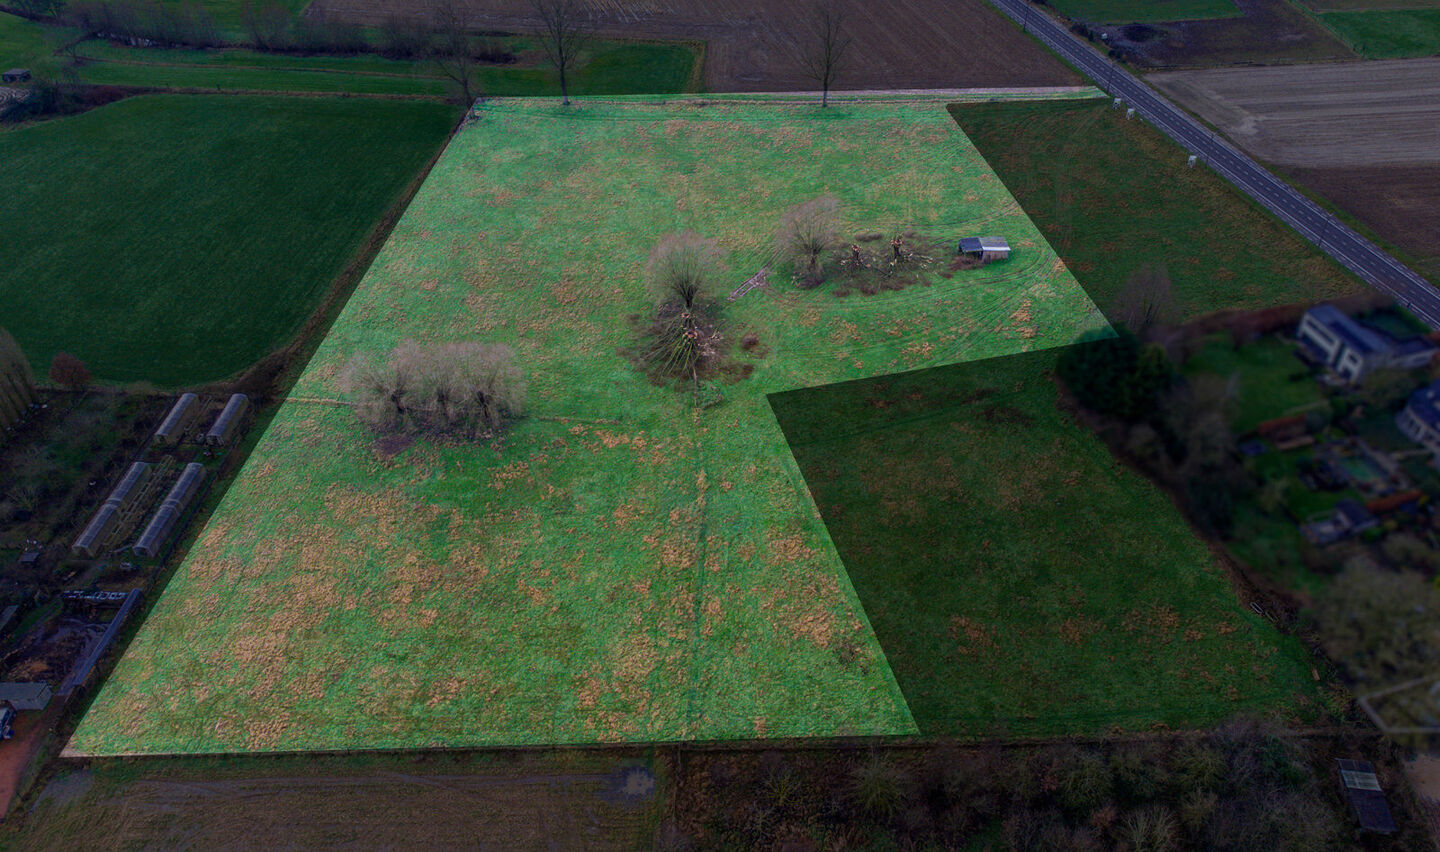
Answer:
[49,352,91,391]
[775,195,841,287]
[1118,805,1178,852]
[1057,748,1113,817]
[1170,742,1226,795]
[344,340,524,439]
[648,231,724,310]
[848,756,912,821]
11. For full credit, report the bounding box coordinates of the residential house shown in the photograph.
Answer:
[1295,305,1436,385]
[1397,379,1440,461]
[1301,498,1378,545]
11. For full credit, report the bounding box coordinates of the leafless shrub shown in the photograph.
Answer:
[648,231,724,310]
[775,195,841,286]
[344,340,524,439]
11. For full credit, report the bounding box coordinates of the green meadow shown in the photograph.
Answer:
[70,93,1107,754]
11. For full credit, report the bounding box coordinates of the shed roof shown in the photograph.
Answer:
[0,682,50,703]
[978,236,1009,251]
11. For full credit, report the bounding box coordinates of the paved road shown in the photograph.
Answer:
[987,0,1440,329]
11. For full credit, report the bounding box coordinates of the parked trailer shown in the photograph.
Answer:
[133,463,205,557]
[153,392,198,445]
[205,393,248,446]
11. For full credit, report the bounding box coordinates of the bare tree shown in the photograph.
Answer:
[642,233,726,388]
[532,0,588,106]
[1115,262,1174,337]
[345,340,524,438]
[647,231,725,310]
[789,0,852,108]
[775,195,841,286]
[427,0,480,106]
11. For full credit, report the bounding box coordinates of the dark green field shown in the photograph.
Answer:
[1048,0,1240,22]
[949,100,1362,325]
[0,94,459,386]
[771,351,1321,737]
[1320,9,1440,57]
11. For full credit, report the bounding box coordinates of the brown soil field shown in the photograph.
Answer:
[1151,57,1440,167]
[1096,0,1354,68]
[306,0,1081,90]
[1283,163,1440,281]
[1152,58,1440,285]
[7,753,663,850]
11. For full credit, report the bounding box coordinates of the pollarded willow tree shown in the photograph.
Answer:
[775,195,842,287]
[345,340,525,439]
[642,231,727,387]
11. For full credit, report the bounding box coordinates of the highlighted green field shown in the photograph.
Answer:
[70,93,1105,755]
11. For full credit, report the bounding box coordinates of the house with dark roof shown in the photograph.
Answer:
[1301,499,1377,545]
[1296,305,1436,385]
[1397,379,1440,463]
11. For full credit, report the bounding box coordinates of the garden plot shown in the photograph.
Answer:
[69,93,1105,755]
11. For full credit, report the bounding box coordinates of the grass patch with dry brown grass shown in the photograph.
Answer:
[69,93,1106,755]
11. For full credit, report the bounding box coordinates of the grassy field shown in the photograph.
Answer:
[0,19,700,97]
[1048,0,1240,22]
[68,93,1107,755]
[0,94,459,386]
[1319,9,1440,56]
[771,351,1319,736]
[1183,335,1328,433]
[949,99,1363,324]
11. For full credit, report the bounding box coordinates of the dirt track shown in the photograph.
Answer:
[306,0,1081,91]
[1150,57,1440,167]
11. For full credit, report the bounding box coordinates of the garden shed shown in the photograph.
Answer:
[2,69,29,83]
[0,682,52,711]
[957,236,1010,263]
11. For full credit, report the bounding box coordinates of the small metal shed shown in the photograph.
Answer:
[957,236,1011,263]
[1337,759,1396,833]
[1,69,29,84]
[0,682,52,711]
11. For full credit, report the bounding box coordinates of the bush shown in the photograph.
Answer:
[774,196,841,287]
[49,352,91,391]
[1057,327,1173,422]
[1057,748,1113,817]
[344,340,524,439]
[380,13,430,59]
[1118,805,1178,852]
[848,756,912,821]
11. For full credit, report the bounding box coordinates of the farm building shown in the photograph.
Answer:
[1296,305,1436,385]
[0,682,52,711]
[134,463,206,558]
[1337,759,1396,833]
[2,69,29,83]
[71,461,153,558]
[153,393,199,445]
[205,393,249,446]
[957,236,1010,264]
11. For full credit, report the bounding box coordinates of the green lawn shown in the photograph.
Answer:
[1320,9,1440,57]
[0,95,460,385]
[1183,335,1329,433]
[69,93,1107,755]
[1047,0,1240,22]
[949,100,1363,325]
[770,351,1319,736]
